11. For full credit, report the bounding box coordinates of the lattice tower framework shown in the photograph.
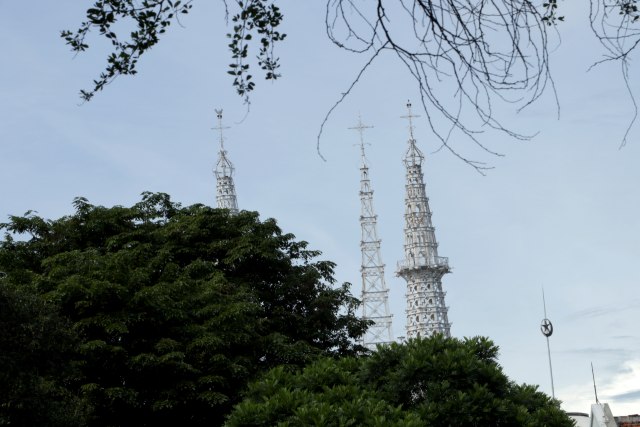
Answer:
[213,109,238,214]
[350,116,394,349]
[396,102,451,339]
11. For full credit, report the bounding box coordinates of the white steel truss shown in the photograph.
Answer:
[213,109,239,214]
[396,102,451,339]
[350,116,394,349]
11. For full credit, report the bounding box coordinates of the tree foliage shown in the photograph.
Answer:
[0,192,368,426]
[61,0,194,102]
[227,336,575,426]
[61,0,284,104]
[0,282,88,426]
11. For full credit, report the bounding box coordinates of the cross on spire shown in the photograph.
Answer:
[212,108,230,150]
[400,100,420,140]
[349,114,373,159]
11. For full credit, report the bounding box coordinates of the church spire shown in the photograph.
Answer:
[397,101,451,338]
[350,115,394,349]
[213,109,238,214]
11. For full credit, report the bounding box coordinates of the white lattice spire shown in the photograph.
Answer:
[397,101,451,339]
[350,115,394,349]
[213,109,238,214]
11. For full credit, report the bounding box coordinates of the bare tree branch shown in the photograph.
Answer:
[64,1,640,165]
[590,0,640,145]
[320,0,553,170]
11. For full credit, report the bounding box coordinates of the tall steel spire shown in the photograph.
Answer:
[397,101,451,339]
[213,109,238,214]
[350,115,394,349]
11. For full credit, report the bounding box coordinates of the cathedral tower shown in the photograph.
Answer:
[351,116,394,348]
[397,102,451,338]
[213,109,239,213]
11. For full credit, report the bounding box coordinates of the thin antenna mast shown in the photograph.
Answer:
[540,287,556,399]
[591,362,600,404]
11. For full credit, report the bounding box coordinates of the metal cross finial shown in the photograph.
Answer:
[212,108,230,150]
[349,114,373,158]
[400,100,420,140]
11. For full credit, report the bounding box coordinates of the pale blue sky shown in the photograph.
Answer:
[1,1,639,414]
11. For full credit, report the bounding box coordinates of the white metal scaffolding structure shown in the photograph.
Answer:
[213,109,239,214]
[350,116,394,349]
[397,102,451,339]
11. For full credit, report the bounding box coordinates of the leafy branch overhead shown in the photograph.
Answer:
[63,1,640,155]
[227,1,285,103]
[61,0,284,103]
[61,0,194,102]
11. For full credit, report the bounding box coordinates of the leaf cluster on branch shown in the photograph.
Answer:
[61,0,284,104]
[61,0,194,102]
[227,0,285,103]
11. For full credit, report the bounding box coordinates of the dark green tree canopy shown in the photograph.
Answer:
[0,283,88,426]
[227,336,575,426]
[0,192,368,426]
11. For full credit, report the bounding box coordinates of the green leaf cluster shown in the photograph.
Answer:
[227,0,286,102]
[618,0,640,21]
[0,192,367,426]
[61,0,194,102]
[62,0,286,103]
[541,0,565,26]
[227,336,575,426]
